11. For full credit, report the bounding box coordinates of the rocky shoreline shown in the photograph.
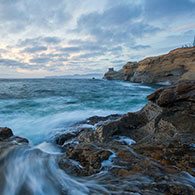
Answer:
[0,80,194,194]
[104,47,195,84]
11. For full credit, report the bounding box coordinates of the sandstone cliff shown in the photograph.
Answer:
[104,47,195,84]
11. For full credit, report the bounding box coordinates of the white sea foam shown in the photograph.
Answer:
[102,152,117,167]
[0,109,119,144]
[1,147,93,195]
[116,81,152,89]
[157,81,171,86]
[34,142,62,154]
[117,136,136,145]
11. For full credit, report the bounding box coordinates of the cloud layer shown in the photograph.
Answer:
[0,0,195,77]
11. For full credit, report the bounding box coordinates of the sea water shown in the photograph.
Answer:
[0,78,155,144]
[0,78,156,195]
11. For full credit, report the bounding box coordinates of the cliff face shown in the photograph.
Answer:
[104,47,195,84]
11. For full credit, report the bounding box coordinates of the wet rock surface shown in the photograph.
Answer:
[0,127,13,140]
[0,128,29,158]
[0,127,29,144]
[57,80,195,194]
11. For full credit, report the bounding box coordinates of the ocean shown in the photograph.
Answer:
[0,78,155,144]
[0,78,158,194]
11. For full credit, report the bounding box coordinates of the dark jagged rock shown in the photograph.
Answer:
[0,127,29,144]
[147,80,195,107]
[6,136,29,144]
[54,114,122,146]
[82,114,121,125]
[0,127,13,140]
[58,80,195,194]
[60,143,112,176]
[55,132,78,145]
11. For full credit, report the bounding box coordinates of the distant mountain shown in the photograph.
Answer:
[45,73,102,79]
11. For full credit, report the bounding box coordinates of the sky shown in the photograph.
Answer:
[0,0,195,78]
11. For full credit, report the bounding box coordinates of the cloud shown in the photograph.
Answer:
[23,46,48,53]
[60,43,108,54]
[0,58,39,70]
[18,36,62,47]
[111,59,126,64]
[29,57,52,64]
[143,0,195,19]
[42,36,61,44]
[0,0,71,33]
[60,46,81,53]
[0,0,195,77]
[130,45,151,50]
[0,58,24,68]
[37,52,70,59]
[75,52,103,59]
[75,3,159,47]
[77,3,141,28]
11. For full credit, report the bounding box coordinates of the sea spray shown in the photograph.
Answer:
[1,145,93,195]
[0,79,155,144]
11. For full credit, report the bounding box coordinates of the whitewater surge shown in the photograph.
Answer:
[0,79,154,143]
[0,145,110,195]
[0,78,156,195]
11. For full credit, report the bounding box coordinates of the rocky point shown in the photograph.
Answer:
[104,47,195,84]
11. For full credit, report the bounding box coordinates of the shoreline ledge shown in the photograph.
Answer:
[103,47,195,84]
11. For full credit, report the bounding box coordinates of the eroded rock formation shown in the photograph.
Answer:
[104,47,195,84]
[57,80,195,194]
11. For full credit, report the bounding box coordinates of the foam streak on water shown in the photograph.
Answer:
[0,79,155,143]
[1,146,94,195]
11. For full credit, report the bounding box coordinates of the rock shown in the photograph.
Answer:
[0,127,13,140]
[55,132,78,145]
[82,114,121,125]
[0,127,29,145]
[103,47,195,84]
[77,128,95,143]
[62,143,112,176]
[55,115,123,145]
[103,68,124,80]
[7,136,29,144]
[58,158,84,176]
[57,81,195,194]
[147,80,195,107]
[92,111,149,143]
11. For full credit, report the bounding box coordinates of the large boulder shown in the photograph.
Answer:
[0,127,13,140]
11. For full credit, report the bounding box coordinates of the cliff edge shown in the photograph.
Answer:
[104,47,195,84]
